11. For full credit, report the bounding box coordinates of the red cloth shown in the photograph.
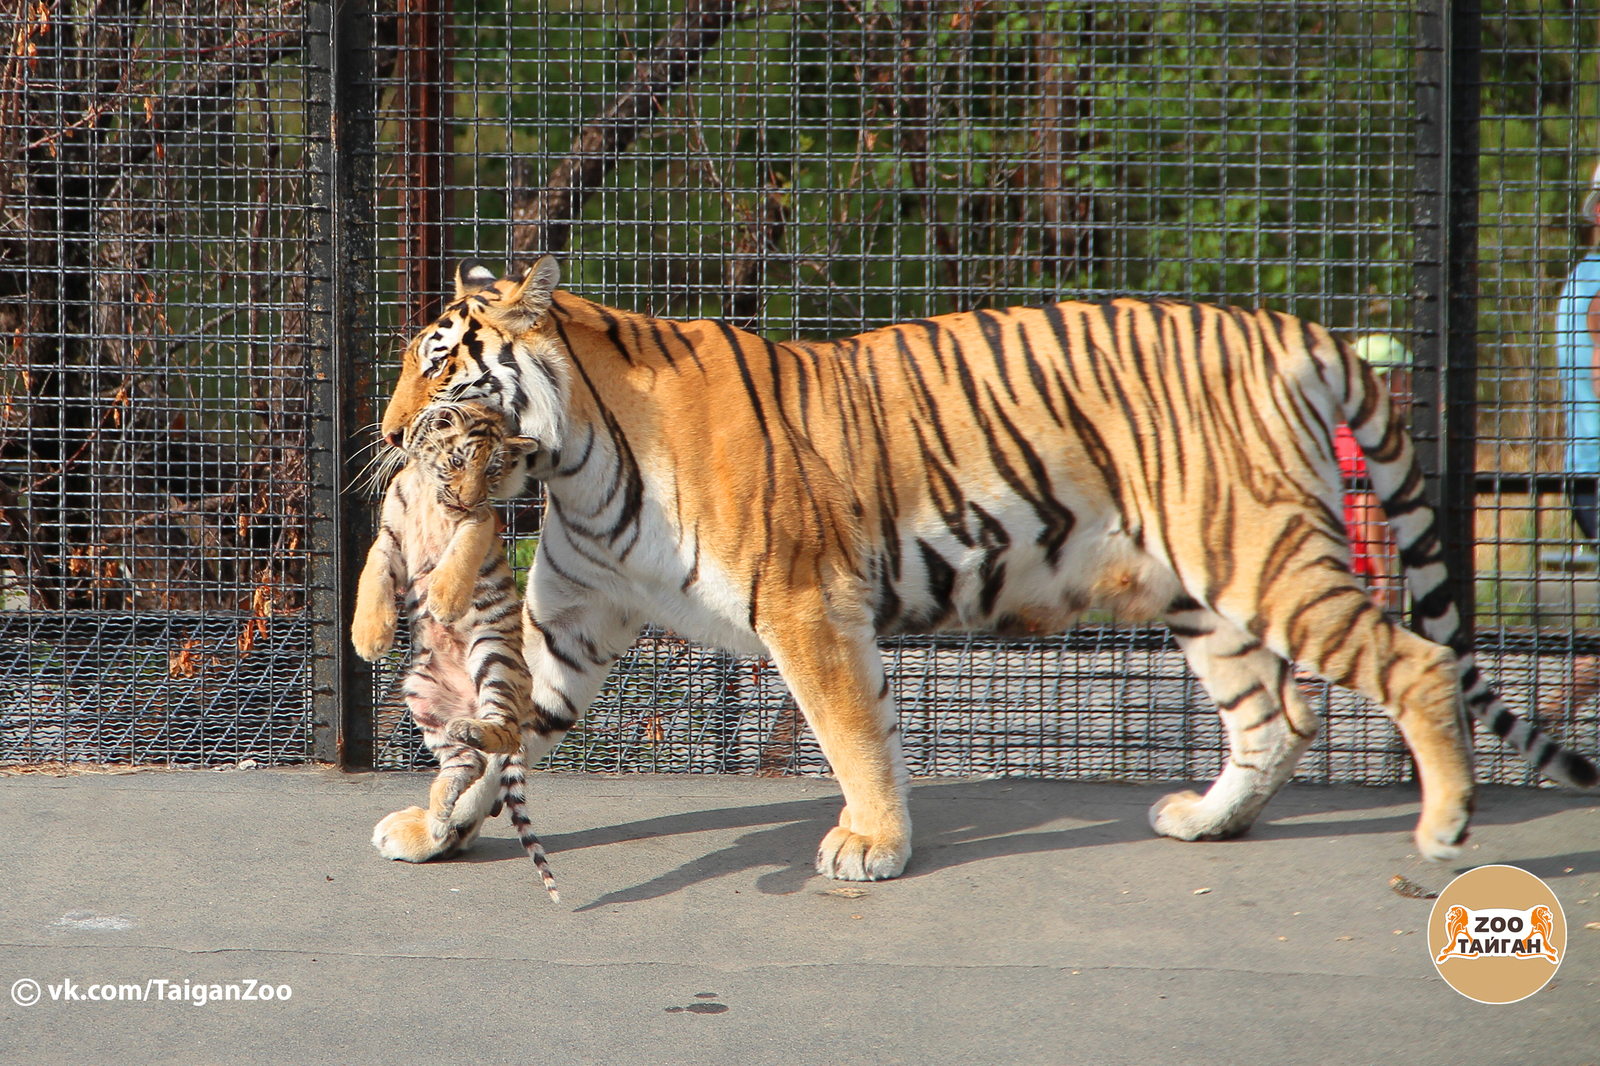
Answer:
[1335,423,1374,576]
[1334,422,1367,479]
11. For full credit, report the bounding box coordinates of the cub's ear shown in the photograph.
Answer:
[503,436,541,459]
[505,255,561,321]
[455,259,500,300]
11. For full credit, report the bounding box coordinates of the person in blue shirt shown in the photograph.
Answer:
[1539,163,1600,719]
[1556,164,1600,548]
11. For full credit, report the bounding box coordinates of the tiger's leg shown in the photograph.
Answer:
[374,567,640,863]
[514,571,645,772]
[406,559,644,858]
[372,745,502,862]
[441,564,531,757]
[425,510,497,625]
[1150,601,1322,842]
[374,637,502,861]
[760,608,910,881]
[1213,568,1475,860]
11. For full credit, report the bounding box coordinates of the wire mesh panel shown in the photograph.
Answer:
[356,0,1521,784]
[0,0,319,765]
[6,0,1596,783]
[1471,0,1600,783]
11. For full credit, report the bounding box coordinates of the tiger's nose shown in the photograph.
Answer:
[384,430,403,448]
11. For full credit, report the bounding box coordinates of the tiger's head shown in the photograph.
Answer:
[405,401,538,514]
[381,255,568,455]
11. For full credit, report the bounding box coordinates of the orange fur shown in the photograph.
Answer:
[370,259,1594,880]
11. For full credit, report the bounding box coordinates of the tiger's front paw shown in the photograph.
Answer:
[351,606,397,662]
[372,806,455,862]
[1147,789,1248,841]
[443,716,522,754]
[816,825,910,881]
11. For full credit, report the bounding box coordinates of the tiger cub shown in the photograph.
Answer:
[353,401,558,900]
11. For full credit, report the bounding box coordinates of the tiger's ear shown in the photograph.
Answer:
[455,259,499,300]
[504,255,561,322]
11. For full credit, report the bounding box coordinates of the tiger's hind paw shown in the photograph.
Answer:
[444,716,523,754]
[1414,811,1470,862]
[1148,789,1252,842]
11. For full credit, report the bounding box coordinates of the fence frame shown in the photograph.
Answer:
[307,0,379,769]
[303,0,1514,773]
[1411,0,1480,646]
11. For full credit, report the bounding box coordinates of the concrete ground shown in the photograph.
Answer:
[0,768,1595,1066]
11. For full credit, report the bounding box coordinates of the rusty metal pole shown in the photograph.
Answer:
[397,0,450,327]
[307,0,376,769]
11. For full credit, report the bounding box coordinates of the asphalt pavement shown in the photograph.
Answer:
[0,767,1595,1065]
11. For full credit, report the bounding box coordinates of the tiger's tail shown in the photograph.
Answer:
[497,750,561,902]
[1313,323,1597,788]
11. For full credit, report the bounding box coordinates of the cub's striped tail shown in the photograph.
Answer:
[497,750,560,902]
[1326,329,1598,788]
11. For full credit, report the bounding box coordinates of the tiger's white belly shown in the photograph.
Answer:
[537,487,1180,656]
[891,505,1184,635]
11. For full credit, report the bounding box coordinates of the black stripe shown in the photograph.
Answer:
[590,303,635,365]
[530,619,582,671]
[1216,682,1267,712]
[472,651,523,689]
[916,539,957,629]
[975,309,1020,405]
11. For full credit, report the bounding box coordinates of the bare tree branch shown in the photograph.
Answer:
[726,179,785,324]
[1036,22,1094,276]
[0,0,393,614]
[511,0,744,258]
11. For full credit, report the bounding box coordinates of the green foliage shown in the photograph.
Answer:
[379,0,1600,631]
[380,0,1593,432]
[397,0,1450,337]
[510,535,539,595]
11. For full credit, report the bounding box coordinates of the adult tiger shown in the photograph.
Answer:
[371,256,1596,881]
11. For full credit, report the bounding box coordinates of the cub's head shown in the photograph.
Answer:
[381,255,566,451]
[405,402,538,512]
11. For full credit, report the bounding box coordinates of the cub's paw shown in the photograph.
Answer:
[816,826,910,881]
[1147,790,1247,842]
[372,806,454,862]
[351,607,397,662]
[443,717,522,755]
[427,582,471,626]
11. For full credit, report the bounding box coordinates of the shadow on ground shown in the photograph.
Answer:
[435,778,1597,909]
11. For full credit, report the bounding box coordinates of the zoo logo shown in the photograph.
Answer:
[1433,906,1560,964]
[1428,865,1566,1004]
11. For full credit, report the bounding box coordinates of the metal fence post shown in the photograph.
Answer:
[1413,0,1480,648]
[397,0,452,327]
[306,0,377,769]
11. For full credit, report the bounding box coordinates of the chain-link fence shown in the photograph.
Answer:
[3,0,1598,788]
[0,0,319,765]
